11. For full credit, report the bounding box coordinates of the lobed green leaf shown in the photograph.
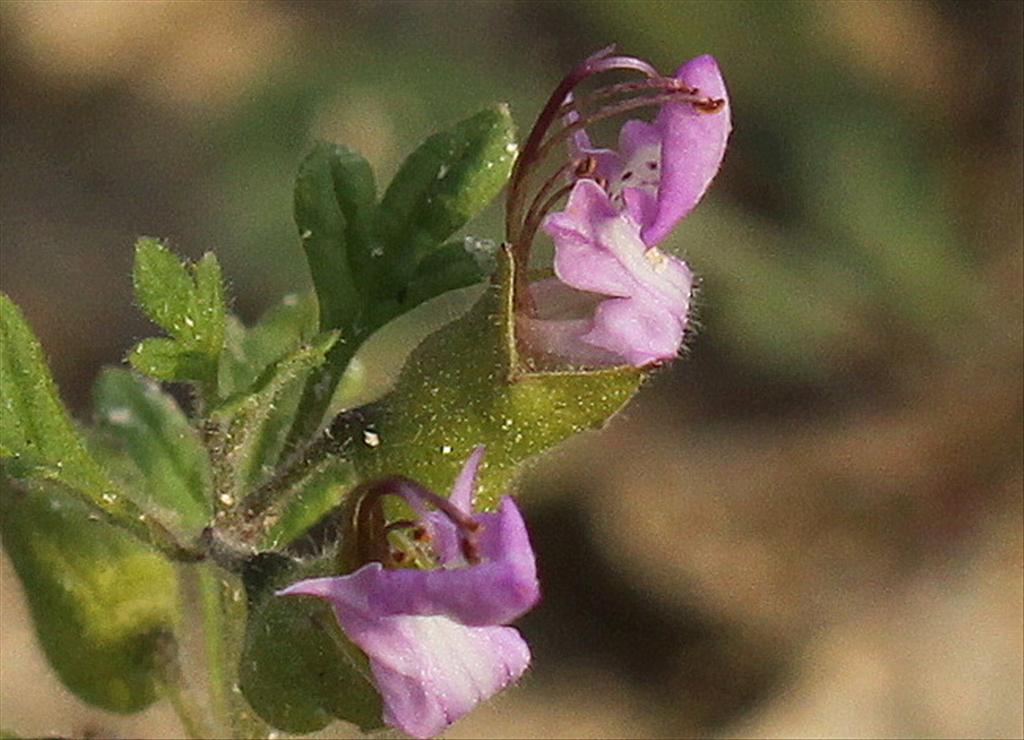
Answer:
[285,110,515,452]
[294,146,366,335]
[399,239,493,310]
[379,104,517,258]
[129,240,227,390]
[133,237,197,338]
[219,292,319,398]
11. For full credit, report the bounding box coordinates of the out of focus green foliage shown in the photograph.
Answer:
[0,483,179,713]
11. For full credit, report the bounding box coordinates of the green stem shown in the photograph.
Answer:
[153,621,211,739]
[198,564,233,737]
[281,338,359,459]
[163,678,210,740]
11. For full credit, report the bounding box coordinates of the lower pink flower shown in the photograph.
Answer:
[278,447,539,739]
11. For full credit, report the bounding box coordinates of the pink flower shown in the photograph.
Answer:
[278,447,539,739]
[511,50,730,367]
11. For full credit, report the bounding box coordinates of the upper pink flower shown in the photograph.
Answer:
[515,53,730,367]
[278,447,539,739]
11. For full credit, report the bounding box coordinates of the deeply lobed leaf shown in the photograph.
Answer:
[129,239,227,391]
[286,108,516,451]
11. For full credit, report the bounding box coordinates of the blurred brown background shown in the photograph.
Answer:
[1,1,1021,738]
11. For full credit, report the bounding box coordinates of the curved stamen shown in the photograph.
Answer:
[536,89,723,166]
[519,157,589,239]
[517,182,576,268]
[508,88,722,304]
[554,76,697,121]
[350,475,484,569]
[505,52,660,249]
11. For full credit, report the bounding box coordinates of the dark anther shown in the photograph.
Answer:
[575,155,597,178]
[694,97,725,114]
[669,79,699,95]
[622,171,633,181]
[390,550,407,564]
[412,525,430,542]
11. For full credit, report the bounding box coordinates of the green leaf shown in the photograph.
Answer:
[209,332,339,504]
[133,237,197,337]
[380,104,517,257]
[129,239,227,389]
[218,292,319,399]
[399,238,494,310]
[0,293,171,545]
[239,555,383,734]
[127,338,211,384]
[191,252,227,358]
[93,369,212,535]
[341,248,641,509]
[0,482,179,713]
[294,145,367,334]
[323,144,380,295]
[283,112,514,454]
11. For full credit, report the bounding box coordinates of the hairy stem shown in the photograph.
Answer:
[198,564,234,737]
[163,679,210,740]
[153,624,212,740]
[280,338,359,462]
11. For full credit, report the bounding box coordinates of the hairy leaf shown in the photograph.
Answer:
[93,369,212,535]
[129,239,226,389]
[219,292,319,398]
[340,249,641,509]
[0,294,167,543]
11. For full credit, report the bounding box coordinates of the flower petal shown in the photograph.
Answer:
[582,295,685,366]
[545,180,645,298]
[564,97,623,182]
[642,54,731,246]
[279,492,538,739]
[593,215,692,312]
[449,444,485,513]
[369,618,530,739]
